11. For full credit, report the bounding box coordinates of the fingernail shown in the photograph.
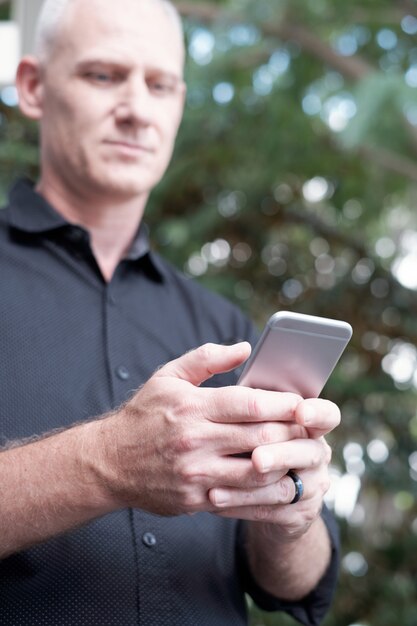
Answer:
[212,489,229,507]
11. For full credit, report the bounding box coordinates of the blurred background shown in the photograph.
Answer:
[1,0,417,624]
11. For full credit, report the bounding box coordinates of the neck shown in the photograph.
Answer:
[36,177,148,282]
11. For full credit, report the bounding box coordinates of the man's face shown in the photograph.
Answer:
[38,0,185,201]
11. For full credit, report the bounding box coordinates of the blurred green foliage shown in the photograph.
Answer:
[2,0,417,624]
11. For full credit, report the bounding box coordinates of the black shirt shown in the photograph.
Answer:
[0,180,339,626]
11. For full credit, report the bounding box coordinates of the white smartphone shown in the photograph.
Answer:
[238,311,352,398]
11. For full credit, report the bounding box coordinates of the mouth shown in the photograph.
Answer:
[104,140,154,156]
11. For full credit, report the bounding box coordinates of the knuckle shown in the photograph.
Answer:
[174,433,195,454]
[282,521,302,538]
[309,450,321,468]
[257,422,272,446]
[280,477,294,503]
[199,342,216,362]
[254,471,270,488]
[174,459,192,482]
[247,391,262,421]
[180,489,203,511]
[163,395,190,425]
[174,456,198,483]
[303,508,317,527]
[253,505,271,522]
[291,423,308,439]
[175,458,208,488]
[287,393,302,410]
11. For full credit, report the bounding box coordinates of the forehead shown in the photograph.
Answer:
[55,0,184,75]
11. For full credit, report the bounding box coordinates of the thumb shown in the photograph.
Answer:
[154,342,252,387]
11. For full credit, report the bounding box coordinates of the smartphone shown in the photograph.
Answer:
[237,311,352,398]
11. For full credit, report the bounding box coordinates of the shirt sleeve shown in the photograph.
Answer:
[237,504,340,626]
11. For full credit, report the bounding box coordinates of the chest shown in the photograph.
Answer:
[0,251,238,440]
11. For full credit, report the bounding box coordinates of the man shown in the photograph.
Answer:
[0,0,340,624]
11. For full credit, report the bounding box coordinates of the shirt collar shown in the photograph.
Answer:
[7,178,165,281]
[8,178,68,233]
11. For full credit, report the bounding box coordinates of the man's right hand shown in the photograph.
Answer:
[0,342,335,558]
[94,342,306,516]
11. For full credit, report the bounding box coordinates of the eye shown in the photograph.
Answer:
[148,77,177,96]
[84,71,122,86]
[94,73,112,82]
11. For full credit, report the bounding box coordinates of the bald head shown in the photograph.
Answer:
[34,0,184,63]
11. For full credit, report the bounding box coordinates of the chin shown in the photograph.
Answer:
[95,166,162,197]
[90,175,153,199]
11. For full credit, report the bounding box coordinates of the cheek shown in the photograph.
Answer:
[41,109,98,173]
[47,89,109,137]
[157,99,183,138]
[160,113,182,151]
[41,104,80,149]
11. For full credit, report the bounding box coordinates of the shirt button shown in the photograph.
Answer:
[116,365,130,381]
[68,227,86,243]
[142,532,157,548]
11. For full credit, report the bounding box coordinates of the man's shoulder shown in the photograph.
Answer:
[0,203,11,236]
[0,180,26,236]
[0,202,9,219]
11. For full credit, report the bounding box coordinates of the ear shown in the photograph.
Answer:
[15,56,44,120]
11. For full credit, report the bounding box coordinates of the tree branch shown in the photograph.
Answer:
[397,0,417,19]
[177,2,373,80]
[177,1,417,177]
[358,144,417,183]
[266,20,373,81]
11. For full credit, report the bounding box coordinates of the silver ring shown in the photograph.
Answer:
[287,470,304,504]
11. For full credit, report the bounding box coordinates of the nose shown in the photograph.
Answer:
[114,75,153,128]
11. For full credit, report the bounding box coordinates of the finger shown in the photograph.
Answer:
[212,487,325,523]
[295,399,341,438]
[216,421,308,456]
[154,342,251,387]
[213,498,322,524]
[204,386,302,424]
[209,472,302,508]
[251,438,331,474]
[210,462,332,508]
[206,456,286,489]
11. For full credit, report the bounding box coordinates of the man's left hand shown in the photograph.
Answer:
[208,398,339,542]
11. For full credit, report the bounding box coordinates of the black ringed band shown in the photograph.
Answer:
[287,470,304,504]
